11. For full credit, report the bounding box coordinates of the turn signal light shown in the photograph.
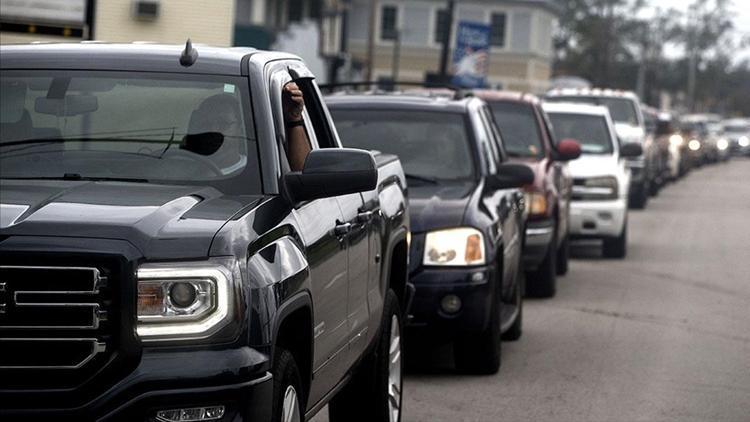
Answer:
[465,234,483,264]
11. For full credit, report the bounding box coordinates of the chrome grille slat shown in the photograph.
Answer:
[0,265,112,369]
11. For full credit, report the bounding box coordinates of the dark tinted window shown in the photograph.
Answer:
[548,96,639,126]
[490,13,506,47]
[548,112,613,155]
[0,70,260,193]
[489,102,544,158]
[331,109,475,180]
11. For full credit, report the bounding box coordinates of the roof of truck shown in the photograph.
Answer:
[542,102,611,117]
[325,93,476,113]
[0,42,298,75]
[546,87,640,101]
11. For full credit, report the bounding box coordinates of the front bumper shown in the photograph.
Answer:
[407,265,494,338]
[0,347,273,421]
[569,198,627,238]
[524,219,555,270]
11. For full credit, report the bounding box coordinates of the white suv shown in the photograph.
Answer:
[542,102,643,258]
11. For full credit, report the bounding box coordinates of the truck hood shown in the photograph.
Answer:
[568,154,620,178]
[0,180,262,259]
[408,181,475,233]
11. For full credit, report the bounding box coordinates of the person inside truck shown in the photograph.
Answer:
[185,81,310,173]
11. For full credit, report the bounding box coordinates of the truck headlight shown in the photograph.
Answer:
[717,138,729,151]
[669,134,684,147]
[137,260,237,342]
[573,176,618,200]
[739,136,750,147]
[688,139,701,151]
[423,228,485,266]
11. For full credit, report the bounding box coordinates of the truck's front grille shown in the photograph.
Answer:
[0,264,118,388]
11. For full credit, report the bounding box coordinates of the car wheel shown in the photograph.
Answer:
[502,271,523,342]
[329,290,402,422]
[556,232,569,276]
[272,348,304,422]
[454,278,501,374]
[602,220,627,259]
[526,230,557,298]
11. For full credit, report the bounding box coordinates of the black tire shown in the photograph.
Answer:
[454,279,501,374]
[526,230,557,298]
[630,184,648,209]
[502,271,523,342]
[556,232,569,276]
[329,290,402,422]
[272,348,304,422]
[602,221,627,259]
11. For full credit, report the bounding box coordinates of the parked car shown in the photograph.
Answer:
[707,122,731,162]
[546,88,654,209]
[641,105,670,193]
[656,112,691,180]
[327,92,533,374]
[474,90,581,298]
[542,102,642,258]
[679,117,712,166]
[722,118,750,156]
[0,43,412,422]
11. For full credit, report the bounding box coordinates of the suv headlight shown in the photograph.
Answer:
[573,176,618,200]
[423,228,485,266]
[137,259,237,342]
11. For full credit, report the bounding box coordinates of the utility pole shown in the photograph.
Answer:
[687,4,698,112]
[438,0,455,83]
[391,29,401,84]
[365,0,379,82]
[84,0,96,40]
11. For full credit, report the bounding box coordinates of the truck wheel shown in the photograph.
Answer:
[556,232,570,276]
[272,348,304,422]
[329,290,402,422]
[454,281,501,374]
[602,221,627,259]
[526,231,557,298]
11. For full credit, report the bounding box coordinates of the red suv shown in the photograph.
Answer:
[474,91,581,297]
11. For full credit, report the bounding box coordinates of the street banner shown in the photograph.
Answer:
[451,21,491,88]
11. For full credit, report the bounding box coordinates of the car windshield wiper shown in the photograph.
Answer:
[404,173,439,184]
[3,173,149,183]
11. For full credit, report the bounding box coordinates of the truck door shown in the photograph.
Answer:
[300,81,373,364]
[269,67,350,404]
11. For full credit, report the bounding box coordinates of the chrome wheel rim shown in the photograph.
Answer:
[388,314,402,422]
[282,385,301,422]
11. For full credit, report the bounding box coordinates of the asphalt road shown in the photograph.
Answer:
[313,158,750,422]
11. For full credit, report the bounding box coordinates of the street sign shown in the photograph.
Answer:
[451,21,491,88]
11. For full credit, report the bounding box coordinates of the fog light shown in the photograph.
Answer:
[156,406,225,422]
[441,294,462,314]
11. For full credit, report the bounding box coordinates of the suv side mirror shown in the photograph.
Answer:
[285,148,377,202]
[487,163,535,190]
[620,142,643,158]
[555,139,582,161]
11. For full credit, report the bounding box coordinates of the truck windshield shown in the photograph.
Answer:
[489,102,544,158]
[330,109,475,181]
[548,113,614,155]
[548,96,639,126]
[0,70,261,193]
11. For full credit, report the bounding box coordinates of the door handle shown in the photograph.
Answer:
[334,222,352,236]
[356,210,374,223]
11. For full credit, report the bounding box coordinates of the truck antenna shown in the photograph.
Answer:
[180,39,198,67]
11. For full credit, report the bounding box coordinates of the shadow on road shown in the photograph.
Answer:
[569,240,605,260]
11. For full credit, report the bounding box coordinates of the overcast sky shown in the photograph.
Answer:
[646,0,750,62]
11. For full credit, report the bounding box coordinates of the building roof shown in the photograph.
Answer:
[0,42,290,75]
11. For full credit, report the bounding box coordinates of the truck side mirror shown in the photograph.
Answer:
[284,148,377,202]
[555,139,582,161]
[486,163,535,190]
[620,142,643,158]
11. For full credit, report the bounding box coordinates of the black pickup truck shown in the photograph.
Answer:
[0,43,409,422]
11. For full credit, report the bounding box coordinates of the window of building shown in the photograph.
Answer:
[380,5,398,41]
[288,0,304,23]
[434,9,450,44]
[490,12,506,47]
